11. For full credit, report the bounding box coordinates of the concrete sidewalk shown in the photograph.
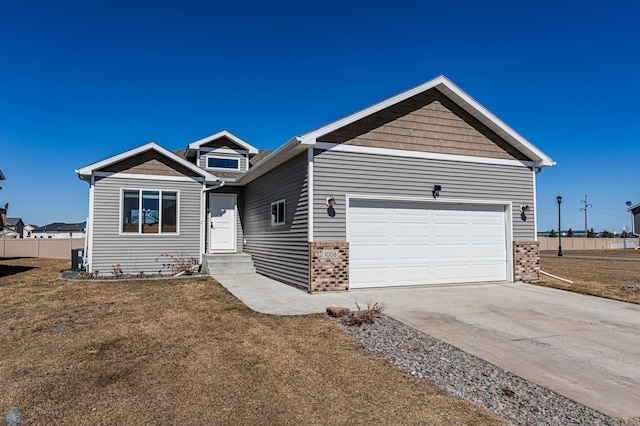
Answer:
[212,273,640,420]
[213,273,356,315]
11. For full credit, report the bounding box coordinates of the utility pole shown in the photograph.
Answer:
[580,195,592,238]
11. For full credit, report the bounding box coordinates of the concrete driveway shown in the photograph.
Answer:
[354,282,640,419]
[215,274,640,419]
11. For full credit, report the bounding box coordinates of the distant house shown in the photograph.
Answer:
[23,224,38,238]
[628,204,640,237]
[0,227,20,239]
[6,218,25,238]
[77,75,554,290]
[31,222,86,239]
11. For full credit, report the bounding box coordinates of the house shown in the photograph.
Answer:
[76,75,554,290]
[31,222,86,239]
[23,224,38,238]
[6,218,25,238]
[628,203,640,236]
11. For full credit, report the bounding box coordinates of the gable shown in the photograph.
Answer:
[318,88,530,161]
[97,150,199,178]
[197,136,248,152]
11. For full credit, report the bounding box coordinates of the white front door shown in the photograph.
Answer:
[209,194,236,252]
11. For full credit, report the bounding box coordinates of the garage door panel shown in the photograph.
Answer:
[348,199,508,288]
[434,222,467,237]
[394,244,431,259]
[394,266,432,285]
[351,266,391,288]
[434,263,471,281]
[473,262,507,280]
[352,244,388,261]
[394,222,429,237]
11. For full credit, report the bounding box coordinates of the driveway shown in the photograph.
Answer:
[355,282,640,419]
[215,274,640,419]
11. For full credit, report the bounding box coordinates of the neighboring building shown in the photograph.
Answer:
[0,228,20,239]
[6,218,25,238]
[628,203,640,237]
[31,222,86,239]
[23,224,38,238]
[77,75,554,290]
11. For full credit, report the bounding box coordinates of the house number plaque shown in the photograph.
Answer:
[321,249,340,259]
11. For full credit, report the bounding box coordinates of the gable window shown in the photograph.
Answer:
[271,199,285,226]
[207,156,240,170]
[122,189,178,234]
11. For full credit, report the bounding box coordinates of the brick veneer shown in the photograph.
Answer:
[309,242,349,292]
[513,241,540,282]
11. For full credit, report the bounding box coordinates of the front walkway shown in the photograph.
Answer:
[213,273,640,419]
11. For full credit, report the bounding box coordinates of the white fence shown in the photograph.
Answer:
[538,237,640,251]
[0,237,85,259]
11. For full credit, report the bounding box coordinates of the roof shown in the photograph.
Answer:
[238,75,555,185]
[32,222,87,233]
[186,130,259,155]
[76,142,219,184]
[6,218,24,226]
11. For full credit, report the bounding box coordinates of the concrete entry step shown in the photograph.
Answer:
[203,253,256,275]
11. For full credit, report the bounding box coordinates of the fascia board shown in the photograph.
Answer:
[235,137,304,185]
[187,130,259,154]
[75,142,219,183]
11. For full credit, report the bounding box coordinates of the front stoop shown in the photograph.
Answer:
[203,253,257,275]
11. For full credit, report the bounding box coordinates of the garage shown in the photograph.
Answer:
[348,199,509,288]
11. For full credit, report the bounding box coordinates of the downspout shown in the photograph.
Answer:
[200,181,225,268]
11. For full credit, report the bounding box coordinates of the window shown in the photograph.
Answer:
[122,189,178,234]
[271,199,285,225]
[207,156,240,170]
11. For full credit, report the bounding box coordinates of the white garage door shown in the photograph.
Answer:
[348,199,508,288]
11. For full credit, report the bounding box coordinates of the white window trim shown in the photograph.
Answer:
[205,155,241,171]
[271,199,286,226]
[119,188,180,236]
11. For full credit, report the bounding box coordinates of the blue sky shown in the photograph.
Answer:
[1,0,638,233]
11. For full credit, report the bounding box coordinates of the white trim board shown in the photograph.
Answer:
[314,142,535,168]
[92,171,205,183]
[188,130,258,154]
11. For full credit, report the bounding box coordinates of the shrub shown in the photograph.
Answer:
[111,264,124,277]
[342,301,385,326]
[156,253,199,275]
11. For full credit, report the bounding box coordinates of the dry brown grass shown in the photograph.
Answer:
[0,258,503,425]
[539,253,640,304]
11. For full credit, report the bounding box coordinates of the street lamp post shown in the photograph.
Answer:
[557,195,563,257]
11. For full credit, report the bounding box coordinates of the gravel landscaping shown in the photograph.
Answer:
[339,315,638,426]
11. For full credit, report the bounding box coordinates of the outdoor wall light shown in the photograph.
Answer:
[520,204,530,213]
[432,185,442,198]
[326,196,336,208]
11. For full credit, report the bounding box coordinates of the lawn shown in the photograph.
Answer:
[539,251,640,304]
[0,258,503,425]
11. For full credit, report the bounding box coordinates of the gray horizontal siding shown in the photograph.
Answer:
[243,153,309,289]
[90,176,202,275]
[312,149,535,241]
